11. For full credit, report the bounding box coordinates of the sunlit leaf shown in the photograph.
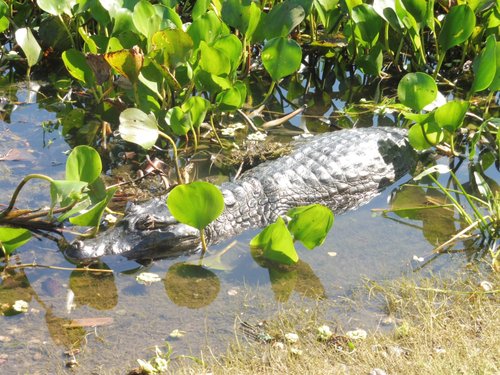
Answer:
[215,82,247,111]
[434,100,468,131]
[253,2,306,42]
[165,106,191,136]
[62,49,95,85]
[287,204,334,249]
[119,108,159,149]
[181,96,211,129]
[151,29,193,68]
[37,0,75,16]
[187,11,229,48]
[408,122,444,150]
[66,145,102,183]
[0,227,32,256]
[15,28,41,68]
[221,0,262,40]
[199,41,231,76]
[213,34,243,74]
[69,188,117,227]
[352,4,382,47]
[250,217,298,265]
[104,46,143,83]
[470,34,497,94]
[50,180,88,208]
[397,72,437,111]
[489,41,500,91]
[133,0,161,40]
[413,164,451,180]
[262,37,302,81]
[438,4,475,52]
[167,182,225,231]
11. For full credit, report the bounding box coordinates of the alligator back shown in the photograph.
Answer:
[206,127,414,242]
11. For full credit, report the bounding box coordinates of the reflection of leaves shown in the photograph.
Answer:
[390,186,457,246]
[164,263,220,309]
[250,248,325,302]
[45,311,86,348]
[69,265,117,310]
[0,270,33,313]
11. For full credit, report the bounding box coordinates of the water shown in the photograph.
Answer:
[0,82,497,374]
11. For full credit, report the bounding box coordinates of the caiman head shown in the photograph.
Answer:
[65,196,202,261]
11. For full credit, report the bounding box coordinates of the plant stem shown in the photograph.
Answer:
[0,174,54,218]
[158,130,184,184]
[433,52,446,79]
[209,114,224,148]
[58,14,76,49]
[199,229,208,254]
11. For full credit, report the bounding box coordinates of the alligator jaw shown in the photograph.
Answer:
[65,222,201,261]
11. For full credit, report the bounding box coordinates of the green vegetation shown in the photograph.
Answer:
[0,1,498,266]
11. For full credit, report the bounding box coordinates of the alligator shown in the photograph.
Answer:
[66,127,415,260]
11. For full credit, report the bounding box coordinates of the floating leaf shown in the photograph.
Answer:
[287,204,334,249]
[167,182,225,231]
[119,108,159,149]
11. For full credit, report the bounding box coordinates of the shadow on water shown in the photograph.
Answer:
[0,79,498,373]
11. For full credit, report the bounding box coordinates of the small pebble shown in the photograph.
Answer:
[369,369,387,375]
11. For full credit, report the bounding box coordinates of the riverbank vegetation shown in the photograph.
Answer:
[134,270,499,374]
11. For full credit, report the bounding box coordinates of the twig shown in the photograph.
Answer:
[3,262,113,273]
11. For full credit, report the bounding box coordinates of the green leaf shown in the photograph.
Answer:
[489,41,500,91]
[199,41,231,76]
[215,82,247,111]
[151,29,194,68]
[69,188,117,227]
[119,108,159,149]
[470,34,497,94]
[166,106,191,136]
[438,4,475,52]
[133,0,161,40]
[167,182,225,230]
[221,0,262,40]
[434,100,468,132]
[0,1,7,18]
[287,204,334,249]
[408,122,444,150]
[181,96,211,129]
[50,180,88,208]
[253,2,305,42]
[66,145,102,183]
[262,37,302,81]
[62,49,95,85]
[15,27,41,68]
[250,217,298,265]
[213,34,243,74]
[352,4,382,47]
[36,0,74,16]
[188,11,228,48]
[397,72,437,111]
[0,227,32,256]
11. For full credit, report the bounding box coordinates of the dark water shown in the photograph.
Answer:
[0,82,497,374]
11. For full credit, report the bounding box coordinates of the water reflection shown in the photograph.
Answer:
[164,263,220,308]
[69,264,117,310]
[251,248,326,302]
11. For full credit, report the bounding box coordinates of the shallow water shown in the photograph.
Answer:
[0,84,497,374]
